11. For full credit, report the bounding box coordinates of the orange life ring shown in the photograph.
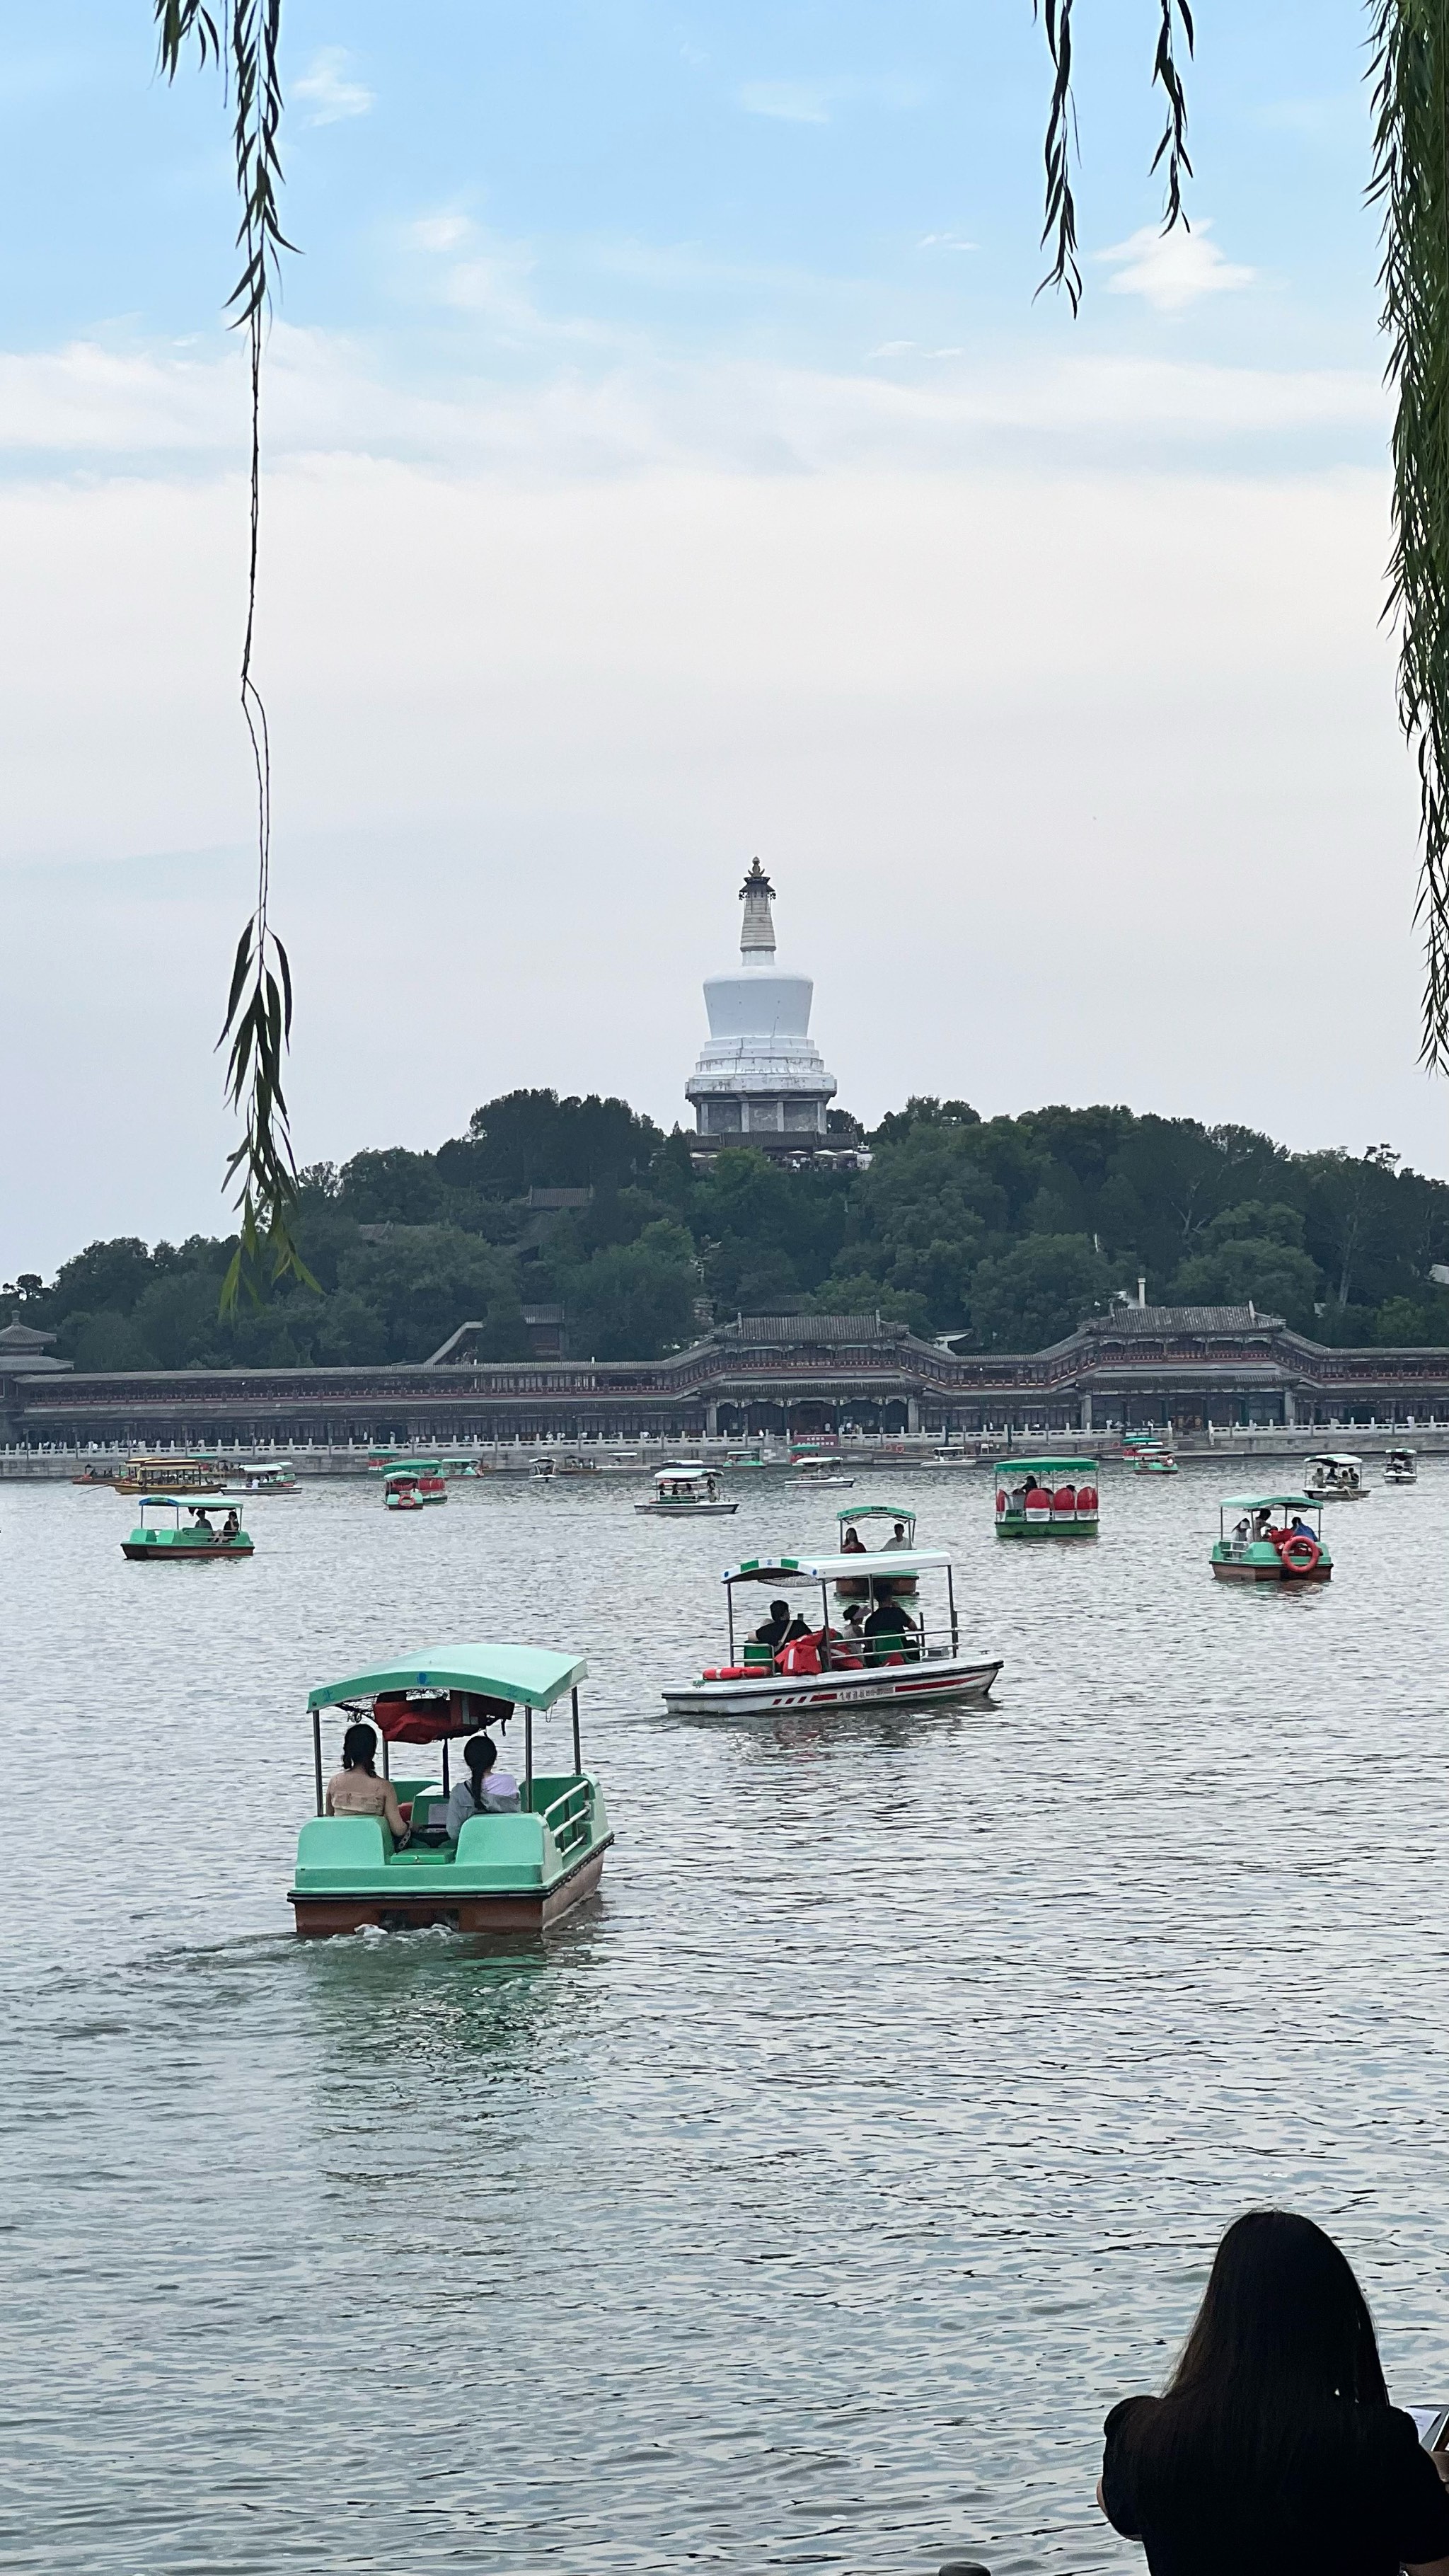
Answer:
[1281,1534,1320,1575]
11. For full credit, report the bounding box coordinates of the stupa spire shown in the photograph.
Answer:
[686,861,837,1158]
[739,858,776,960]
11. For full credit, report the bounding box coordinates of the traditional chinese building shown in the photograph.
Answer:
[684,861,838,1157]
[9,1305,1449,1451]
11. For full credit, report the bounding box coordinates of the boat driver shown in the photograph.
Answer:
[863,1594,920,1659]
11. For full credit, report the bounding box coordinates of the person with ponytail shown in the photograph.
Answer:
[444,1734,520,1841]
[324,1721,410,1845]
[1098,2209,1449,2575]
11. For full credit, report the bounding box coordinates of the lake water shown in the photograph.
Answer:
[6,1461,1449,2576]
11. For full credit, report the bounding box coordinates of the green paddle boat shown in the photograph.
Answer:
[1211,1493,1333,1584]
[122,1493,253,1561]
[993,1456,1099,1539]
[289,1641,613,1937]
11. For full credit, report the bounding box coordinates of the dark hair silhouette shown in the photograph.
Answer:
[464,1734,498,1811]
[341,1722,378,1775]
[1126,2211,1387,2524]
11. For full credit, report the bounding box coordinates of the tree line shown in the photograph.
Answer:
[6,1090,1449,1372]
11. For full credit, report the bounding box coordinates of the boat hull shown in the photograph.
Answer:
[1211,1559,1332,1583]
[289,1843,609,1938]
[635,1500,738,1515]
[122,1539,253,1560]
[995,1523,1098,1540]
[662,1657,1002,1718]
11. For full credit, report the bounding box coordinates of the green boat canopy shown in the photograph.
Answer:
[1001,1457,1096,1476]
[724,1549,951,1585]
[374,1459,441,1477]
[307,1642,588,1713]
[836,1503,915,1522]
[1221,1494,1320,1514]
[138,1492,235,1509]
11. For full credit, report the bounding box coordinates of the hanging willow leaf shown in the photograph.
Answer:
[1033,0,1195,308]
[156,1,309,1308]
[1369,0,1449,1069]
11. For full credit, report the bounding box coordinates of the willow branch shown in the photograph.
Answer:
[156,1,310,1302]
[1033,0,1195,309]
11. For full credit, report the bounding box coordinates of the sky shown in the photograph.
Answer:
[0,1,1435,1279]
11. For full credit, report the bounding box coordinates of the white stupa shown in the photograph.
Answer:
[685,861,838,1154]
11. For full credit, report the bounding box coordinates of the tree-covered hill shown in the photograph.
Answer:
[7,1091,1449,1370]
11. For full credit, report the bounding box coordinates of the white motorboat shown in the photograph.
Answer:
[662,1543,1001,1718]
[635,1463,739,1517]
[1304,1451,1370,1500]
[1384,1448,1418,1485]
[231,1459,301,1495]
[797,1461,855,1490]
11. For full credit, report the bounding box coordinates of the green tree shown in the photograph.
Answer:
[560,1221,700,1359]
[967,1234,1118,1351]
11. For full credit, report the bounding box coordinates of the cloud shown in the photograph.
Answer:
[917,232,977,253]
[0,328,1386,489]
[739,79,831,125]
[738,72,926,125]
[1099,220,1256,314]
[293,47,374,126]
[411,214,475,255]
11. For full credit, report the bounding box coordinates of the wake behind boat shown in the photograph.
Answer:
[662,1545,1001,1718]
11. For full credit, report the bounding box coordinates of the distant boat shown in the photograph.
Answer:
[995,1459,1100,1539]
[635,1464,738,1517]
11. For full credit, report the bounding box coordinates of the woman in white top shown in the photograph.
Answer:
[444,1733,521,1840]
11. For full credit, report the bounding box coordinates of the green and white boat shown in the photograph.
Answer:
[1211,1493,1333,1584]
[663,1547,1002,1718]
[835,1502,919,1595]
[122,1493,253,1561]
[1134,1442,1179,1476]
[993,1457,1099,1539]
[289,1641,613,1937]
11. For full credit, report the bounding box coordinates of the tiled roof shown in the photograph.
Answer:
[733,1313,888,1342]
[1094,1304,1282,1334]
[0,1320,55,1350]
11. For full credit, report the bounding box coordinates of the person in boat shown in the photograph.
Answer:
[1097,2207,1449,2576]
[753,1599,794,1650]
[882,1520,910,1549]
[191,1506,214,1540]
[1289,1514,1316,1540]
[444,1734,521,1838]
[705,1473,718,1500]
[325,1722,410,1846]
[841,1526,867,1555]
[842,1602,867,1645]
[1232,1516,1251,1542]
[221,1508,241,1540]
[863,1594,919,1659]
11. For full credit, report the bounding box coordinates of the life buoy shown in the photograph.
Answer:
[996,1489,1009,1515]
[1281,1534,1320,1575]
